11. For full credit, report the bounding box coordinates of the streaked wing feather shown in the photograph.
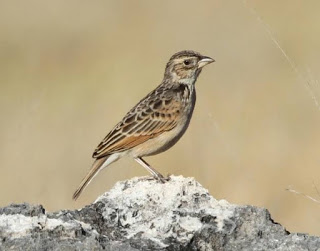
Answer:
[93,89,182,158]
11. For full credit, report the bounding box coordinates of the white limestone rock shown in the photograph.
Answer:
[0,175,319,250]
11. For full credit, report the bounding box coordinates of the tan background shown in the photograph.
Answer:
[1,0,320,235]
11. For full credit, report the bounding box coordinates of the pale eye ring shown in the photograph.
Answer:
[183,60,191,66]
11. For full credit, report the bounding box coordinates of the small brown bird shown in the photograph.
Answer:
[73,50,214,200]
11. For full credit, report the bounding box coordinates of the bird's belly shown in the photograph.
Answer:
[129,117,191,158]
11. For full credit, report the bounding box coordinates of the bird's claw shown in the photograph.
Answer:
[145,174,171,183]
[155,174,171,183]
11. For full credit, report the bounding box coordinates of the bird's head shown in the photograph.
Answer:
[164,50,215,84]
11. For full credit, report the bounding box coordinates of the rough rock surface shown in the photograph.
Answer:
[0,176,319,250]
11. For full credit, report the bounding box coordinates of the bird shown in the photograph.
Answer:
[72,50,214,200]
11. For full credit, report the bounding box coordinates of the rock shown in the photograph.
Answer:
[0,176,319,250]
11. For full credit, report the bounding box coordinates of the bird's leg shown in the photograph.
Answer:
[134,157,169,183]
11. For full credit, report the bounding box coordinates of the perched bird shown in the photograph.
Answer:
[73,50,214,200]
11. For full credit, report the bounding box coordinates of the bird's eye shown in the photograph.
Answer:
[183,60,191,66]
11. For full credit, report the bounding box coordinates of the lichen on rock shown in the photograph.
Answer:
[0,175,319,250]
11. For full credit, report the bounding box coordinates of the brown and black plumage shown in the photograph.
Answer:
[73,50,214,200]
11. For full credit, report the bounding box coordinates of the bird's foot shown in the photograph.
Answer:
[145,174,170,183]
[154,173,171,183]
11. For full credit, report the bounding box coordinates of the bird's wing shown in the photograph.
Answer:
[93,85,184,158]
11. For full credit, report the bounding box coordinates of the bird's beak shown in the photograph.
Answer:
[198,56,215,68]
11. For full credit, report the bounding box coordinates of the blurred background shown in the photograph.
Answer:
[1,0,320,235]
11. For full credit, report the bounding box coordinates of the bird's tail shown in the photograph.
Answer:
[72,156,112,200]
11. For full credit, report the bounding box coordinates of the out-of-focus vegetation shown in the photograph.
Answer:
[1,0,320,235]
